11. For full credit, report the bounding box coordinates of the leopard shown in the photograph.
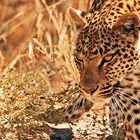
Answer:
[66,0,140,139]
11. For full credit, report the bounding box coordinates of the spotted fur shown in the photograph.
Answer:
[67,0,140,139]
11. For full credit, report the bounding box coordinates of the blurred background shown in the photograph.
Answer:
[0,0,92,72]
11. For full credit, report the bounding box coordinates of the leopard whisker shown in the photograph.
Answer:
[109,96,126,134]
[58,83,80,102]
[116,90,140,107]
[116,98,134,120]
[61,94,86,122]
[71,95,84,112]
[60,93,81,120]
[62,90,79,102]
[114,91,134,119]
[110,98,119,126]
[111,95,126,119]
[114,86,140,92]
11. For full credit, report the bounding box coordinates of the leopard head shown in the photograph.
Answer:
[69,0,140,102]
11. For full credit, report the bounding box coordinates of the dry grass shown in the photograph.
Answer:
[0,69,81,139]
[0,0,111,140]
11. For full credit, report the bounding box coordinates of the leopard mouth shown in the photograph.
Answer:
[80,85,112,101]
[91,85,99,95]
[80,82,119,101]
[80,89,93,102]
[80,85,99,101]
[98,88,113,98]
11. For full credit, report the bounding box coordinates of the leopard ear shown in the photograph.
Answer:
[112,13,140,37]
[68,7,87,29]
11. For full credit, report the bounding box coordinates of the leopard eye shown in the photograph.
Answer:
[103,54,113,62]
[99,54,114,68]
[99,50,120,69]
[74,55,83,63]
[74,56,84,72]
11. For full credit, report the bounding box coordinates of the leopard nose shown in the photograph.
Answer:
[79,81,99,94]
[80,68,99,94]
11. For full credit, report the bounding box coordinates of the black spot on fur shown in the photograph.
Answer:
[99,48,103,55]
[127,44,131,48]
[135,119,140,125]
[129,136,135,140]
[118,3,123,8]
[124,92,132,98]
[124,54,128,58]
[126,4,132,11]
[130,99,139,105]
[133,109,140,114]
[135,128,140,139]
[127,114,132,122]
